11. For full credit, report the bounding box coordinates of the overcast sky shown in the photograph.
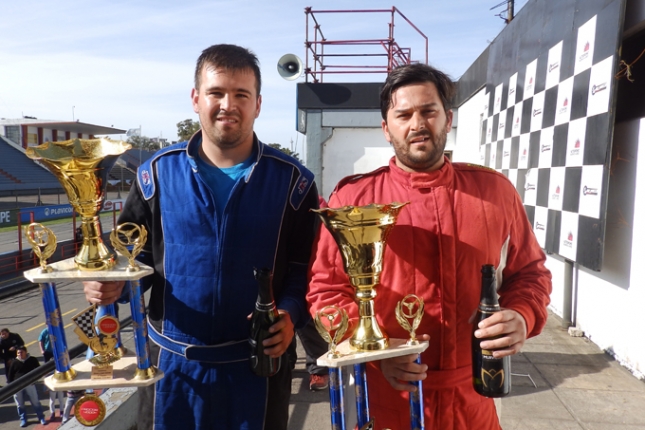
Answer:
[0,0,528,157]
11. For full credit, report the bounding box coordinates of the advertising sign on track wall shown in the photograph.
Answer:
[0,209,20,228]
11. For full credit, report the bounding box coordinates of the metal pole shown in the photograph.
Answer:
[562,259,574,328]
[507,0,515,23]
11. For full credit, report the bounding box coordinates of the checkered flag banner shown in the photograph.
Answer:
[72,305,96,339]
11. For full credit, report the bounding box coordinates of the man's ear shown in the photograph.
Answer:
[445,109,454,132]
[382,119,392,144]
[191,88,199,114]
[255,94,262,119]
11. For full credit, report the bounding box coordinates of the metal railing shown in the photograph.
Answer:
[303,6,428,83]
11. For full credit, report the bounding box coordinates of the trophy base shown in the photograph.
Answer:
[44,354,164,391]
[23,254,153,283]
[316,338,429,368]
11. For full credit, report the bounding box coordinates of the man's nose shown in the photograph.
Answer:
[220,94,233,111]
[412,112,426,131]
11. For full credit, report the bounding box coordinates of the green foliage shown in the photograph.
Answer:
[127,135,159,151]
[177,119,201,142]
[267,143,303,163]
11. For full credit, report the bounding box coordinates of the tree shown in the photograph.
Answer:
[267,143,303,164]
[128,135,159,151]
[177,119,200,142]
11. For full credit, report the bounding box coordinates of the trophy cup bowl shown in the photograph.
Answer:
[26,138,131,270]
[313,202,408,351]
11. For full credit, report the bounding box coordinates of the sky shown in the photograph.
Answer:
[0,0,528,158]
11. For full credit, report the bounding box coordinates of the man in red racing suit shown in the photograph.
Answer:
[307,63,552,429]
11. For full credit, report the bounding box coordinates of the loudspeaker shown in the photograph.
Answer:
[277,54,303,81]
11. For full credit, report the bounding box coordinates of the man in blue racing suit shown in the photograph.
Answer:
[84,44,319,430]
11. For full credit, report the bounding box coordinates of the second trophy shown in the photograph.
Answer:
[312,202,407,351]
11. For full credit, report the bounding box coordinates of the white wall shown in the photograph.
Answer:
[321,128,392,199]
[453,88,487,164]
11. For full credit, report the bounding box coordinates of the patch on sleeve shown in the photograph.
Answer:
[290,168,315,210]
[137,162,156,200]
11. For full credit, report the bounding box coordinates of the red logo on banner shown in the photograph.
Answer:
[575,139,581,148]
[568,232,573,241]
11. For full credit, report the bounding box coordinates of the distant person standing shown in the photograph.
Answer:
[8,346,47,427]
[39,328,65,419]
[0,328,24,378]
[62,390,85,424]
[38,327,53,362]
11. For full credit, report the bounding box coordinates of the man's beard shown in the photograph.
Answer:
[392,127,448,172]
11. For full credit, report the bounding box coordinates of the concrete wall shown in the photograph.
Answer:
[319,127,392,199]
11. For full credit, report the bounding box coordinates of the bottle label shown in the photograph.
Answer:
[481,367,505,389]
[478,304,500,313]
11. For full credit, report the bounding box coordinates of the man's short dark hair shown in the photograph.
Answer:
[380,63,455,121]
[194,44,262,95]
[16,346,26,352]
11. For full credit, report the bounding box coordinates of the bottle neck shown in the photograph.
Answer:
[480,266,499,307]
[254,268,275,305]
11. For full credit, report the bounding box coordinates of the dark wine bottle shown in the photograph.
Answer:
[249,267,281,377]
[472,264,511,397]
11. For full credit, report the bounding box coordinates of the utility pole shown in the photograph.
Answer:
[506,0,514,23]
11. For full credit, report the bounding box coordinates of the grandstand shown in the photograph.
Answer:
[0,135,61,197]
[108,148,154,191]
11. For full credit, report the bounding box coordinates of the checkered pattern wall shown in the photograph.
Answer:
[477,0,625,270]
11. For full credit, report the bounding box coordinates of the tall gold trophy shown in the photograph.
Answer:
[22,139,163,411]
[27,138,128,270]
[314,203,430,430]
[313,202,407,351]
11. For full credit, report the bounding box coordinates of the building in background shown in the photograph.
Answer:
[0,117,124,149]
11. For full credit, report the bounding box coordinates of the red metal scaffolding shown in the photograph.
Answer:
[304,6,428,83]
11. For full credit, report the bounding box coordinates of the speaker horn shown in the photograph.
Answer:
[277,54,303,81]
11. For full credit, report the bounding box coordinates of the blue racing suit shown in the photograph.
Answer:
[118,132,318,429]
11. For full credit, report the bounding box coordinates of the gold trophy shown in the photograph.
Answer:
[25,137,131,270]
[314,305,349,359]
[313,202,408,351]
[395,294,425,345]
[313,204,430,429]
[22,138,162,403]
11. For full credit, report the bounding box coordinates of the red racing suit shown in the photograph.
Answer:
[308,157,552,429]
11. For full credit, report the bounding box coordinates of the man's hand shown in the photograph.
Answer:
[474,309,527,358]
[380,334,430,392]
[83,281,126,305]
[262,310,294,358]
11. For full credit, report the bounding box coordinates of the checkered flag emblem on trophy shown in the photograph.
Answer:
[72,305,96,340]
